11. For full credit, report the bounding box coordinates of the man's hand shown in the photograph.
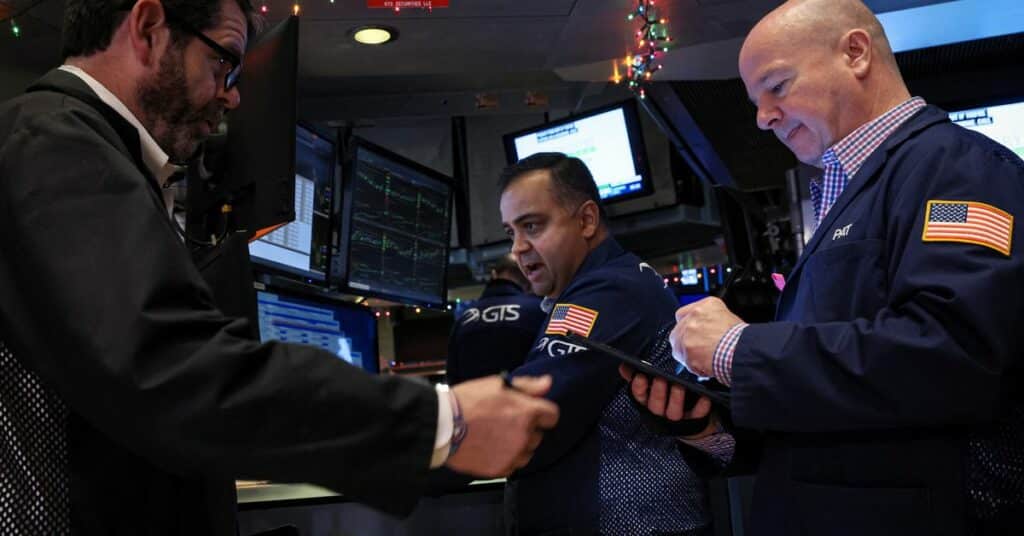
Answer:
[671,297,742,377]
[445,375,559,477]
[618,364,717,439]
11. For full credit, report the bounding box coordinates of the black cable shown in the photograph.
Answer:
[171,211,229,249]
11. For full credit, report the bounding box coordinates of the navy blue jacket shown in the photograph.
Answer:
[509,238,712,535]
[446,279,545,385]
[731,106,1024,535]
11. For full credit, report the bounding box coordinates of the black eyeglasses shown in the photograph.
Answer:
[162,7,242,91]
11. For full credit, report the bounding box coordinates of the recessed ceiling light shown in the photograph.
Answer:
[352,26,397,45]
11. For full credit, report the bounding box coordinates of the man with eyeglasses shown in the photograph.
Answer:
[0,0,559,534]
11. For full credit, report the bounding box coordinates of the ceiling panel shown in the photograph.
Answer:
[261,0,576,20]
[299,16,567,76]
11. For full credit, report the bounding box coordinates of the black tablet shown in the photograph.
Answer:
[564,333,731,408]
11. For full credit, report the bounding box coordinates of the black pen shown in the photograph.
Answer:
[499,370,521,391]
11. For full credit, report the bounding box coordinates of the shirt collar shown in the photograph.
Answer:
[58,65,184,188]
[824,96,927,180]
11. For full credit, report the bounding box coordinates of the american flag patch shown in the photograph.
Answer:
[922,200,1013,256]
[545,303,599,337]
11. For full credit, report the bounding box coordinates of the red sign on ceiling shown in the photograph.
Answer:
[367,0,449,7]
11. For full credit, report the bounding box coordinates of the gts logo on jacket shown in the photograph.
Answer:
[533,336,586,357]
[461,304,521,325]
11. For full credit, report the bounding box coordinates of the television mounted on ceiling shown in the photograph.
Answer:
[503,99,654,204]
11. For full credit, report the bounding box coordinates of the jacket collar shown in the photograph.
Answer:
[791,105,950,276]
[26,69,161,196]
[539,236,625,312]
[573,235,624,280]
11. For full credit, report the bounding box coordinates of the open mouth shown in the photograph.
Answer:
[521,262,544,280]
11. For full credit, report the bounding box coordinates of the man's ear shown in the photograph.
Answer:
[127,0,172,67]
[842,28,872,79]
[578,200,601,240]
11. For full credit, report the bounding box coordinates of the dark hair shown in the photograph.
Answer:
[490,253,528,289]
[62,0,259,60]
[498,152,607,221]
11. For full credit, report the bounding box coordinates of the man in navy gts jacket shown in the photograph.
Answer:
[501,153,732,535]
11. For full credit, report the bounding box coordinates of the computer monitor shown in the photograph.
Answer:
[185,16,299,244]
[949,100,1024,158]
[392,314,454,365]
[334,137,453,306]
[503,100,654,203]
[680,268,699,286]
[248,124,336,281]
[677,292,709,307]
[256,289,379,374]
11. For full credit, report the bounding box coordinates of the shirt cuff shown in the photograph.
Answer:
[712,322,748,387]
[430,384,454,468]
[678,431,736,466]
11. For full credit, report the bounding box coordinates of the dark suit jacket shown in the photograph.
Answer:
[731,106,1024,535]
[446,278,545,385]
[0,69,437,534]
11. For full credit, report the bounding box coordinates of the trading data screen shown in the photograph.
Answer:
[249,125,335,280]
[343,144,451,305]
[256,290,378,373]
[950,100,1024,159]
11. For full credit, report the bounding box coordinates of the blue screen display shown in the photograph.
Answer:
[677,293,708,307]
[256,290,378,373]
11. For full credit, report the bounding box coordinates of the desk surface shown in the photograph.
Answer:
[236,479,506,506]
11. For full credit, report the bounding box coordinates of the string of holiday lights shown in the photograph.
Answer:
[0,0,50,38]
[261,0,442,16]
[613,0,672,99]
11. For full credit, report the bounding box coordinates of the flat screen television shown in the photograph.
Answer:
[334,137,453,306]
[255,288,379,374]
[949,99,1024,159]
[248,124,335,282]
[503,100,654,203]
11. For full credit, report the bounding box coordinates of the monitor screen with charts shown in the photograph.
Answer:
[249,124,336,281]
[334,138,453,306]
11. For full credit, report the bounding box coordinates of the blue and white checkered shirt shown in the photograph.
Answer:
[711,97,927,386]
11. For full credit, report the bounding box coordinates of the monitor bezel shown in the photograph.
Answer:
[255,283,380,374]
[502,99,655,204]
[335,136,454,307]
[249,122,338,284]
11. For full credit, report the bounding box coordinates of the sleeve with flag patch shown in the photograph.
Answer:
[545,303,599,337]
[922,200,1013,256]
